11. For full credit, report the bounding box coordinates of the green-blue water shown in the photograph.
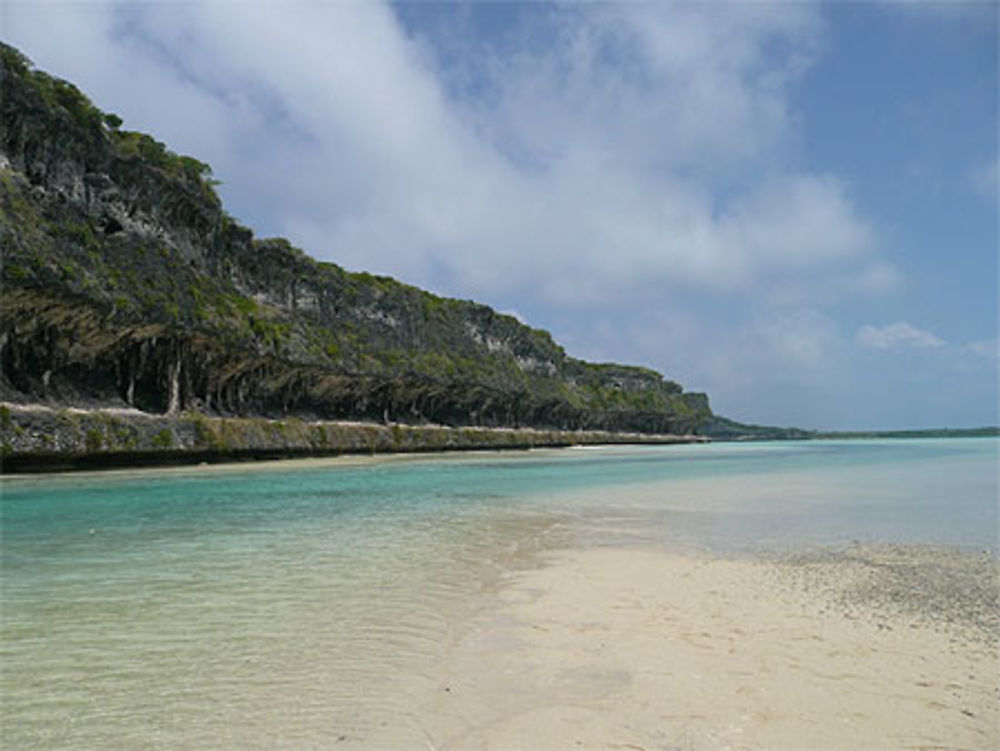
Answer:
[2,438,997,748]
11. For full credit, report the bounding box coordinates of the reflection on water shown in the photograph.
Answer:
[1,438,996,747]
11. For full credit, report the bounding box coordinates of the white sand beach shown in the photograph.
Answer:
[427,545,999,750]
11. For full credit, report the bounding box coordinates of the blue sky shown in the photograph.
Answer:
[3,1,997,430]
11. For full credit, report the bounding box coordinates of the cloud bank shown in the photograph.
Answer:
[5,1,880,304]
[856,322,947,351]
[4,0,995,430]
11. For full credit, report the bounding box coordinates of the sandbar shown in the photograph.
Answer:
[426,543,999,750]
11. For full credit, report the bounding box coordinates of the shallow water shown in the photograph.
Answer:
[1,438,996,748]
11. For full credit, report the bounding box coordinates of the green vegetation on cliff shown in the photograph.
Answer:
[0,42,711,434]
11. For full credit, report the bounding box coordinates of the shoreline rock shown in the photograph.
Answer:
[0,401,707,473]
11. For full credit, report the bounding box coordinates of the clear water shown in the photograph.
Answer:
[2,438,997,748]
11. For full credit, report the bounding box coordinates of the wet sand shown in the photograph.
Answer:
[427,544,999,750]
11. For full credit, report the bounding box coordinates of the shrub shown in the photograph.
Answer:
[85,428,103,453]
[152,428,174,448]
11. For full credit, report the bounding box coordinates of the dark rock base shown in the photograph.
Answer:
[0,402,707,473]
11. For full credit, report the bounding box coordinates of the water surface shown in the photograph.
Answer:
[2,438,996,748]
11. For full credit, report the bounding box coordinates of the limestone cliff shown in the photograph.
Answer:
[0,43,712,437]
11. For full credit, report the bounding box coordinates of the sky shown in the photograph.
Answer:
[2,0,997,430]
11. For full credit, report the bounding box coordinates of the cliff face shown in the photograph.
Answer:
[0,43,712,434]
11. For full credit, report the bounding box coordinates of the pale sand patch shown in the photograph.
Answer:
[0,447,559,484]
[426,546,999,750]
[0,452,406,484]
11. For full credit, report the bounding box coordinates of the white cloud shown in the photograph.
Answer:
[741,310,847,370]
[719,175,874,271]
[558,305,855,427]
[962,338,1000,361]
[856,322,947,351]
[2,0,881,310]
[851,261,903,295]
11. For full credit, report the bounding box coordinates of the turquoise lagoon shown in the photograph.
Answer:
[1,438,997,748]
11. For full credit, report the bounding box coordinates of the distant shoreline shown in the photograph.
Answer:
[812,427,1000,440]
[701,414,999,442]
[0,401,707,474]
